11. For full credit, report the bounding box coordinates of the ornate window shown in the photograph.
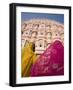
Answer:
[23,30,30,36]
[38,39,44,48]
[38,30,45,36]
[39,24,45,30]
[31,31,37,37]
[46,25,51,30]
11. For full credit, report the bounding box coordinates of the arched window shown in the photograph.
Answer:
[23,30,30,36]
[55,32,60,37]
[39,24,45,30]
[38,39,44,48]
[31,31,37,37]
[46,25,51,30]
[37,30,45,36]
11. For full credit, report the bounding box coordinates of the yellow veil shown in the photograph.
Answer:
[21,41,37,77]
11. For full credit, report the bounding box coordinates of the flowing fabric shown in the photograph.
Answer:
[30,40,64,76]
[21,41,37,77]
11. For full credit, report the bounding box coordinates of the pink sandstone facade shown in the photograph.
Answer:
[21,19,64,54]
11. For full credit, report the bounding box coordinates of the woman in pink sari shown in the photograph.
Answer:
[30,40,64,76]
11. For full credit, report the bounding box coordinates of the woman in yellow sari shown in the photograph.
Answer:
[21,41,37,77]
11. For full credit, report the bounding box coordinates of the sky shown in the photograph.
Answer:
[21,12,64,24]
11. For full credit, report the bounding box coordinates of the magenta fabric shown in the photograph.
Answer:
[30,40,64,77]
